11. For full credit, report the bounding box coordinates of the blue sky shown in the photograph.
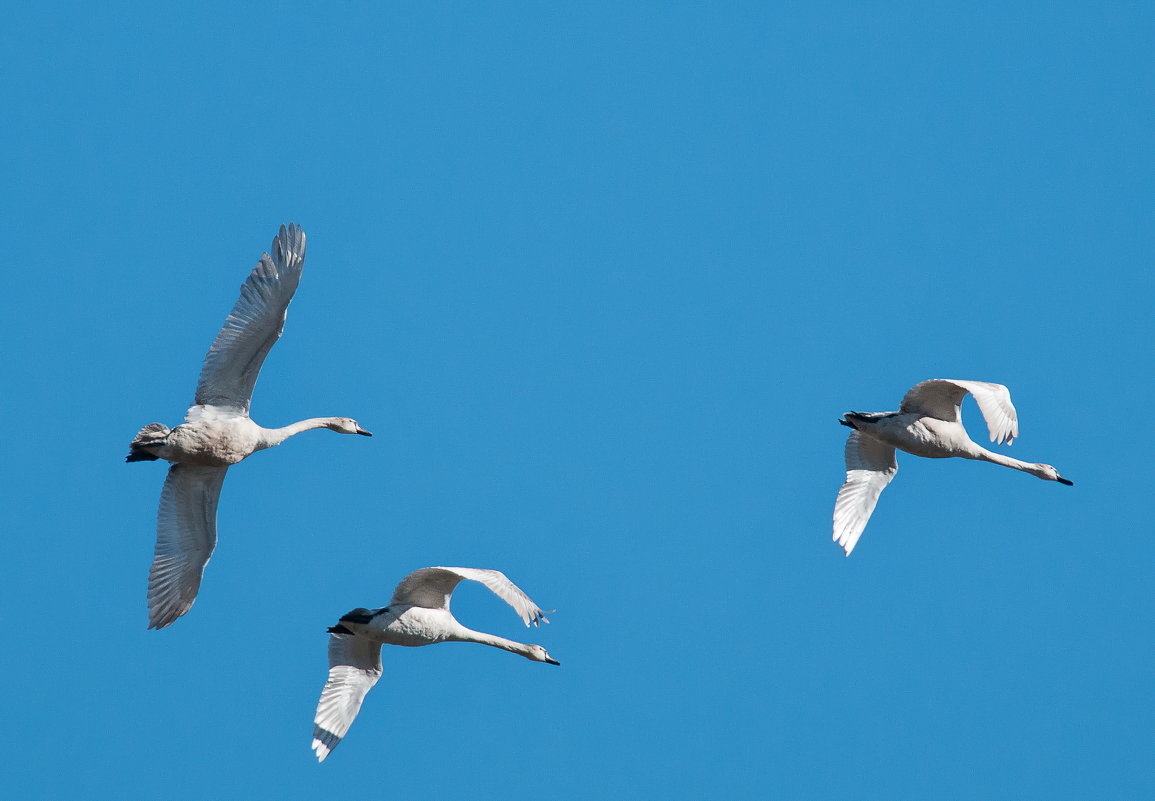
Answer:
[1,3,1150,799]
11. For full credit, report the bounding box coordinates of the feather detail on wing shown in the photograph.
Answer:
[147,464,229,629]
[312,633,383,763]
[390,567,551,627]
[193,224,306,416]
[833,431,898,556]
[900,379,1019,445]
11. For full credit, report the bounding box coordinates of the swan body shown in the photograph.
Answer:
[127,224,371,629]
[312,567,559,763]
[833,379,1072,556]
[129,414,368,467]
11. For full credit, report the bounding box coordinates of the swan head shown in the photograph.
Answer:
[525,644,561,666]
[327,417,373,437]
[1034,463,1073,485]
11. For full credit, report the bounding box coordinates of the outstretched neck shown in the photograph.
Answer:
[973,447,1039,475]
[257,418,343,450]
[454,626,536,659]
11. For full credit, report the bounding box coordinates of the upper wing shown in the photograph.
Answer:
[833,431,898,556]
[390,567,550,627]
[193,224,306,416]
[900,379,1019,445]
[147,464,229,629]
[312,632,383,763]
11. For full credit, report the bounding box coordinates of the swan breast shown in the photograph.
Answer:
[165,418,263,466]
[353,607,457,648]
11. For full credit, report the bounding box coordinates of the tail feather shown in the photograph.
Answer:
[841,411,890,430]
[126,423,170,462]
[840,412,869,430]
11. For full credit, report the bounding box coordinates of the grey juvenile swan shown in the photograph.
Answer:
[312,567,560,762]
[834,379,1072,556]
[127,224,371,628]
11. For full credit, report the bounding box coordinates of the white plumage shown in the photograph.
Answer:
[833,379,1072,556]
[127,224,372,629]
[312,567,559,763]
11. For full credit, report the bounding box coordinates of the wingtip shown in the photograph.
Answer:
[147,612,174,630]
[272,222,306,264]
[146,586,199,629]
[283,221,304,243]
[312,728,339,763]
[146,591,193,630]
[527,615,550,628]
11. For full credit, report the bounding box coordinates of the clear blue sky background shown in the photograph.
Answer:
[1,3,1150,799]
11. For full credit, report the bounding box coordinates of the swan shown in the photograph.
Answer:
[833,379,1072,556]
[126,224,372,629]
[312,566,560,762]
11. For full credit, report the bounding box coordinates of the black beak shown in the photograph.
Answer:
[1056,476,1074,486]
[545,656,561,666]
[355,426,373,437]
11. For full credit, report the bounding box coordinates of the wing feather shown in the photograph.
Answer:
[147,464,228,629]
[193,224,306,416]
[312,633,383,763]
[900,379,1019,445]
[833,432,898,556]
[390,567,550,627]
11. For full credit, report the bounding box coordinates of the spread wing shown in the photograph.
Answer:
[900,379,1019,445]
[389,567,550,627]
[833,431,898,556]
[192,224,306,417]
[147,464,229,629]
[312,632,383,763]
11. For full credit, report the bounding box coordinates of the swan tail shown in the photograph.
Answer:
[841,411,894,431]
[126,423,170,462]
[841,412,872,430]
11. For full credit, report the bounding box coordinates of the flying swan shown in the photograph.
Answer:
[312,566,560,762]
[833,379,1072,556]
[126,224,371,628]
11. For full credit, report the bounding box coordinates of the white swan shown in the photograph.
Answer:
[833,379,1072,556]
[312,567,559,762]
[127,224,372,629]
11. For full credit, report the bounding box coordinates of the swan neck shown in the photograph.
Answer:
[257,418,337,449]
[975,447,1034,473]
[456,626,532,657]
